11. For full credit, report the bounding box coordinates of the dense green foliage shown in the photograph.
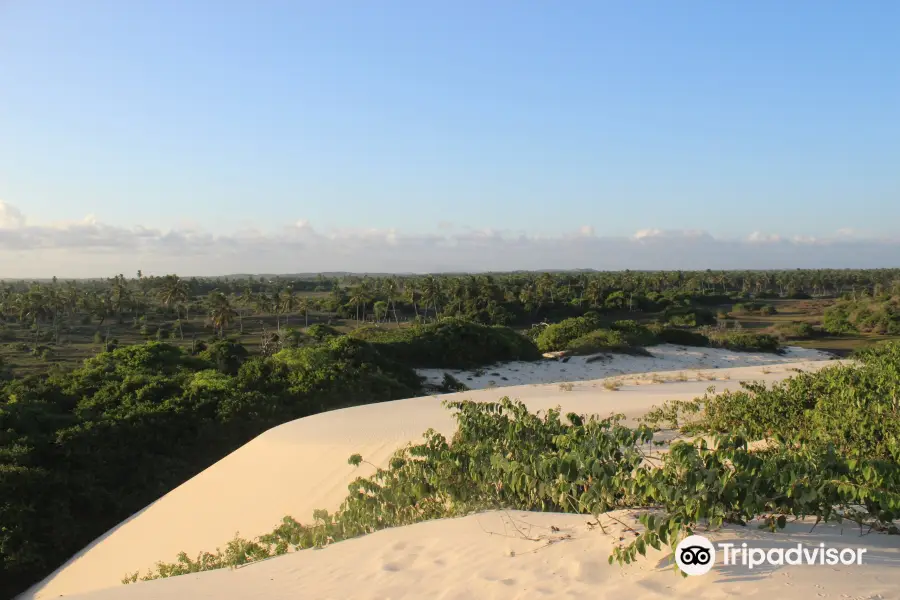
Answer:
[565,321,658,356]
[647,325,710,347]
[646,343,900,461]
[131,344,900,581]
[534,314,603,352]
[0,339,423,598]
[348,319,541,369]
[566,329,648,356]
[705,331,781,353]
[663,306,717,327]
[823,296,900,335]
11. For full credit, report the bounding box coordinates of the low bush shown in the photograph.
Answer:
[534,314,603,352]
[647,325,709,347]
[663,307,716,327]
[706,331,780,353]
[772,321,816,340]
[823,297,900,335]
[608,320,658,346]
[732,302,777,315]
[305,323,341,342]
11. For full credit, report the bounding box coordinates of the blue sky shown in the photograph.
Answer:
[1,1,899,275]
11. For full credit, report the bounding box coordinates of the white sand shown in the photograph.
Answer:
[417,344,835,389]
[61,511,900,600]
[25,353,886,600]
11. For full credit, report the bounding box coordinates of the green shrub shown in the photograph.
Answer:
[566,329,652,356]
[823,305,856,334]
[732,302,777,315]
[647,342,900,461]
[534,314,602,352]
[649,326,710,347]
[198,339,249,375]
[772,321,816,340]
[305,323,340,342]
[829,297,900,335]
[438,373,469,392]
[664,307,716,327]
[707,331,780,353]
[350,319,540,369]
[608,320,659,346]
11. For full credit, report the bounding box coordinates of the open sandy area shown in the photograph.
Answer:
[23,351,898,600]
[417,344,835,389]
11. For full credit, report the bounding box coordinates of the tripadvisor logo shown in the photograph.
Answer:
[675,535,716,576]
[675,535,868,576]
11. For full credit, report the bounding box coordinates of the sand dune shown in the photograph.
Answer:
[21,354,861,599]
[62,511,900,600]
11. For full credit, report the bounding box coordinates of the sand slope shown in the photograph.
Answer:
[65,511,900,600]
[23,355,849,599]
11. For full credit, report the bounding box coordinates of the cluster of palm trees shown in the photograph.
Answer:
[2,269,900,342]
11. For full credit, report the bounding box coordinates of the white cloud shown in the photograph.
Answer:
[1,201,899,278]
[0,200,26,229]
[632,228,663,240]
[747,231,782,243]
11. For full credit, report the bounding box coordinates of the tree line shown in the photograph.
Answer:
[3,269,900,341]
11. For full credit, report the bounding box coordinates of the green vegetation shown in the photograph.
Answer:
[534,314,603,352]
[566,329,652,356]
[0,338,421,598]
[731,301,777,315]
[772,321,817,340]
[2,269,899,375]
[705,331,781,353]
[663,306,716,327]
[565,321,658,356]
[647,325,710,347]
[349,319,541,369]
[5,268,900,594]
[129,343,900,581]
[823,295,900,335]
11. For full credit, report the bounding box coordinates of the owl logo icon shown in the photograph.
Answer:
[675,535,716,576]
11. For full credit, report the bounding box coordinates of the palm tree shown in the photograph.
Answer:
[278,289,298,329]
[158,275,189,308]
[347,285,370,325]
[382,277,401,324]
[297,297,312,327]
[157,275,190,337]
[207,291,237,338]
[419,275,441,321]
[404,280,420,320]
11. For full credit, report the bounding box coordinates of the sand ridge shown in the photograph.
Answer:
[62,511,900,600]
